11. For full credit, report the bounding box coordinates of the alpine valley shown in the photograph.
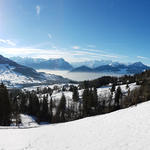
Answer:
[0,55,72,88]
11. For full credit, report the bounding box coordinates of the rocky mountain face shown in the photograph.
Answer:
[10,57,73,70]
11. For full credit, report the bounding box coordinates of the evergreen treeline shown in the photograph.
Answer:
[79,75,136,89]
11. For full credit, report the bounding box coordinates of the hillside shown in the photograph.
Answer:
[0,101,150,150]
[0,55,72,87]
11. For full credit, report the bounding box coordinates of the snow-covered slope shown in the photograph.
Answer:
[0,101,150,150]
[0,64,42,86]
[0,64,71,87]
[0,55,71,87]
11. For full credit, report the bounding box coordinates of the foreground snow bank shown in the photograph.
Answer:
[0,101,150,150]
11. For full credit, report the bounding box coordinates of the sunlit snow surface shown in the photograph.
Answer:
[0,100,150,150]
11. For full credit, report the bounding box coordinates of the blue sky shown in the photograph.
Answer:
[0,0,150,64]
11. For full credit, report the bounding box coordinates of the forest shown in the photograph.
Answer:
[0,70,150,126]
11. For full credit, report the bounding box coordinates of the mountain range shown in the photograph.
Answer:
[10,56,150,75]
[10,57,73,70]
[70,62,150,74]
[10,57,127,70]
[71,60,114,68]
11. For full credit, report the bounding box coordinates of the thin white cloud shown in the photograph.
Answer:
[73,51,119,58]
[0,44,128,63]
[0,39,16,46]
[87,45,96,48]
[81,48,105,53]
[72,46,80,50]
[98,54,118,58]
[0,47,71,59]
[48,33,52,39]
[137,56,148,59]
[36,5,40,15]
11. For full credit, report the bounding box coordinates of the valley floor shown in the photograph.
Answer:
[0,101,150,150]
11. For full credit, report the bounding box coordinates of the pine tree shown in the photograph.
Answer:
[82,88,88,116]
[19,92,27,114]
[82,88,92,116]
[56,93,66,122]
[126,83,129,89]
[28,94,33,115]
[108,93,113,111]
[40,95,49,122]
[73,87,79,102]
[114,86,122,110]
[92,87,98,113]
[0,83,11,126]
[49,98,53,122]
[31,94,40,118]
[12,96,20,126]
[72,87,79,113]
[111,83,116,94]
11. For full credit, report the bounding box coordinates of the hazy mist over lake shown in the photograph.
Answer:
[37,69,121,81]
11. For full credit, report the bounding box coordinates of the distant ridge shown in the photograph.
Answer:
[10,56,150,75]
[70,65,93,72]
[70,61,150,74]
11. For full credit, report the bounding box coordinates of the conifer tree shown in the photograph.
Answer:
[73,86,79,113]
[126,83,129,89]
[82,88,91,116]
[111,83,116,94]
[73,87,79,102]
[41,95,49,122]
[49,97,53,122]
[12,96,20,126]
[92,87,98,113]
[56,93,66,122]
[33,94,40,117]
[19,92,27,114]
[114,86,122,109]
[0,83,11,126]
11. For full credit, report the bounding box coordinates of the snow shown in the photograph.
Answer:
[0,64,71,88]
[20,114,39,128]
[0,101,150,149]
[97,82,138,97]
[0,64,40,86]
